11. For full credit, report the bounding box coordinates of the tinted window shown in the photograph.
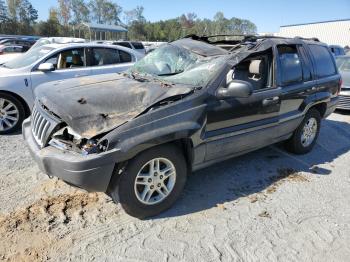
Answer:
[131,42,144,49]
[92,48,120,66]
[309,45,337,78]
[115,42,132,49]
[298,46,312,81]
[119,50,132,63]
[277,45,303,85]
[4,47,15,52]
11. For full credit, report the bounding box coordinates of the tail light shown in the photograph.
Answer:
[0,51,3,55]
[337,78,342,95]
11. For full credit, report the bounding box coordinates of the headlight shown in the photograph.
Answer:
[49,126,109,155]
[81,139,109,155]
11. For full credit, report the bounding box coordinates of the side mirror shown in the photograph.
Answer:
[216,80,253,99]
[38,62,55,72]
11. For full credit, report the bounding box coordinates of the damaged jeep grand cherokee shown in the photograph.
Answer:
[23,35,340,218]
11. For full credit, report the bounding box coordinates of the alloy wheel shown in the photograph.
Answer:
[134,157,176,205]
[301,117,318,147]
[0,98,19,132]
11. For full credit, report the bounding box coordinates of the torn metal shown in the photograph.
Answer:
[35,73,193,139]
[35,37,310,140]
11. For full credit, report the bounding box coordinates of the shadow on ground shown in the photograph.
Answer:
[157,117,350,218]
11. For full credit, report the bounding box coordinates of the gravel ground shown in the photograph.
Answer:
[0,111,350,262]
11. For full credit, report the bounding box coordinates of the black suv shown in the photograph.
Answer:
[23,35,340,218]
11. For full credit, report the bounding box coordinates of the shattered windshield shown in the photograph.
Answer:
[129,43,227,87]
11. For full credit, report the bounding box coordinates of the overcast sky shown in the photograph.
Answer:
[30,0,350,33]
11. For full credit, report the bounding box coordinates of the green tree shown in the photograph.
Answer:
[57,0,71,26]
[6,0,20,21]
[37,7,61,36]
[89,0,122,25]
[0,0,8,33]
[125,6,147,40]
[71,0,90,24]
[18,0,38,34]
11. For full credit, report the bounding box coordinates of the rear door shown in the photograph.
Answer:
[307,44,340,97]
[277,44,317,132]
[30,47,91,91]
[87,47,134,75]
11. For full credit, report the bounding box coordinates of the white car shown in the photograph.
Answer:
[0,43,143,134]
[113,41,146,55]
[30,37,86,50]
[0,53,22,64]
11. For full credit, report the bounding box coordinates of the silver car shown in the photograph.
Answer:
[336,55,350,110]
[0,43,142,134]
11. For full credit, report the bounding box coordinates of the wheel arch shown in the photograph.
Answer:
[0,90,31,118]
[309,102,327,118]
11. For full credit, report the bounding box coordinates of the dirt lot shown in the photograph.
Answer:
[1,111,350,262]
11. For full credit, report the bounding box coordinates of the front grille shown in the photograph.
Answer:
[338,95,350,110]
[31,102,61,148]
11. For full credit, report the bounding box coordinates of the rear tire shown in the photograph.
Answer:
[0,93,25,135]
[285,108,321,154]
[109,144,187,219]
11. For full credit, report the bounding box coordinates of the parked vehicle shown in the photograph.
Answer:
[0,53,22,64]
[329,45,346,56]
[23,35,340,218]
[0,45,29,54]
[335,55,350,109]
[0,43,142,134]
[0,38,35,47]
[114,41,146,55]
[30,37,86,50]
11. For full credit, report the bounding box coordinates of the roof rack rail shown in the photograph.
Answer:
[184,34,320,43]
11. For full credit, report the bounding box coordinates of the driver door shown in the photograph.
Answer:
[30,47,91,93]
[204,54,282,161]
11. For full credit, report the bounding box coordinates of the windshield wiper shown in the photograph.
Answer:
[158,70,184,76]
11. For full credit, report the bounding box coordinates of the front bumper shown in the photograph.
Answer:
[23,118,120,192]
[337,90,350,110]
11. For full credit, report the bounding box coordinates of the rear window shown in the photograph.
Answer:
[309,45,337,78]
[331,47,345,56]
[115,42,132,49]
[119,50,132,63]
[92,48,120,66]
[131,42,144,49]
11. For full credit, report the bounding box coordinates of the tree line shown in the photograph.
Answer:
[0,0,257,41]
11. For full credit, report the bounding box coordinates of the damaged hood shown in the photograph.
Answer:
[35,73,193,138]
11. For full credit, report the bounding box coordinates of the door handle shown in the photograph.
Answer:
[262,96,280,106]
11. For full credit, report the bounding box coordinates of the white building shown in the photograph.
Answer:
[277,19,350,47]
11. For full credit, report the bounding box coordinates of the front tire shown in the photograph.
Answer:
[285,108,321,154]
[109,144,188,219]
[0,93,25,135]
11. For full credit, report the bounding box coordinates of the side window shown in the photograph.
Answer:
[297,46,312,81]
[91,48,120,66]
[4,47,14,53]
[277,45,303,85]
[119,50,132,63]
[57,48,85,69]
[230,50,273,91]
[45,53,59,69]
[309,45,337,78]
